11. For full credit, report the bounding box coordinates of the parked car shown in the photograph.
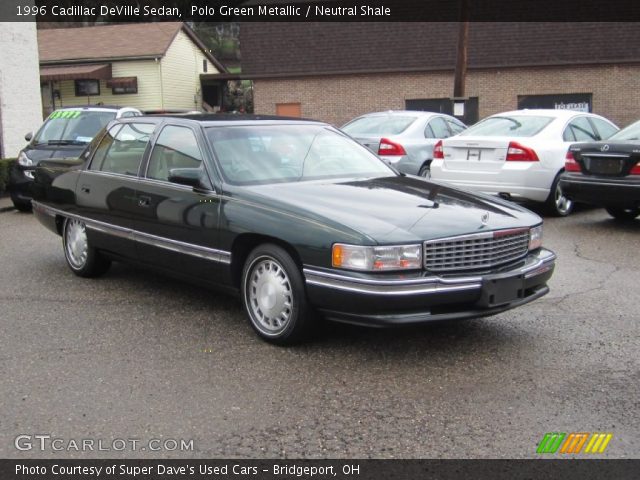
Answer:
[8,105,141,211]
[341,110,466,177]
[430,109,619,216]
[561,119,640,221]
[31,114,555,345]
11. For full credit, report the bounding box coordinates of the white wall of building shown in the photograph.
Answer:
[0,22,43,158]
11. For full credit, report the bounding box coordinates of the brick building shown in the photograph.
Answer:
[240,23,640,128]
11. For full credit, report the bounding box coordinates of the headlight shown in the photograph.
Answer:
[17,151,33,167]
[529,225,543,250]
[332,243,422,271]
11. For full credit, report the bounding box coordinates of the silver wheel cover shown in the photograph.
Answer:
[555,182,573,215]
[65,219,89,269]
[245,256,294,335]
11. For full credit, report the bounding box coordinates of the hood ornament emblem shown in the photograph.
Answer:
[601,144,610,152]
[481,212,490,225]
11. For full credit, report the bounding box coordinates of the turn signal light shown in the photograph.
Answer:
[506,142,539,162]
[433,140,444,159]
[378,138,407,156]
[565,150,581,172]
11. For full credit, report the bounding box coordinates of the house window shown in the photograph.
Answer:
[107,77,138,95]
[203,59,208,72]
[75,79,100,96]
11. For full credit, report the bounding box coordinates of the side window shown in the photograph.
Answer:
[428,117,451,139]
[147,125,203,182]
[590,118,618,140]
[566,117,598,142]
[120,111,138,118]
[90,123,154,175]
[446,118,466,135]
[89,124,121,170]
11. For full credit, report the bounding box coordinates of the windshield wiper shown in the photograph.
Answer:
[47,139,88,146]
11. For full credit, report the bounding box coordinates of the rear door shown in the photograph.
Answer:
[132,123,226,280]
[76,121,155,258]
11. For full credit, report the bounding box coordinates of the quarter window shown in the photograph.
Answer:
[446,118,466,135]
[426,117,451,139]
[590,117,618,140]
[90,123,154,176]
[564,117,598,142]
[147,126,203,182]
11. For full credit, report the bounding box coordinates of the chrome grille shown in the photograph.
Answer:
[424,229,530,272]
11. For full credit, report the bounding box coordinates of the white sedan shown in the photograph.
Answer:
[430,109,619,216]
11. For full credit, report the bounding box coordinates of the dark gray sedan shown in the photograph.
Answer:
[342,110,466,177]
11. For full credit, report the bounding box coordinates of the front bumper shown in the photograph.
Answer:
[560,173,640,207]
[8,164,35,202]
[304,248,555,326]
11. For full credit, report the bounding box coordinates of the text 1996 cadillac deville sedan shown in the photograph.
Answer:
[31,114,556,344]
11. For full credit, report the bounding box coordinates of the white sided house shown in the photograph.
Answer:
[0,22,43,158]
[38,22,227,115]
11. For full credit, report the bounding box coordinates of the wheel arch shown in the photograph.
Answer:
[230,233,304,289]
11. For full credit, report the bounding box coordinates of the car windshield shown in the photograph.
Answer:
[206,125,395,185]
[342,115,417,135]
[460,115,553,137]
[34,110,116,145]
[609,120,640,141]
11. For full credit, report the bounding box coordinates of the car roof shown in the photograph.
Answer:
[491,109,595,118]
[55,105,135,112]
[356,110,441,118]
[134,113,326,126]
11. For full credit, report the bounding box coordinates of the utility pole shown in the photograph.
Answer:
[453,0,469,118]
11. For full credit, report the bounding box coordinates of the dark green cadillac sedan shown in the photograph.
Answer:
[31,114,556,344]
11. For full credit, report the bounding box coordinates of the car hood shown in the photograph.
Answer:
[241,175,541,244]
[23,145,86,164]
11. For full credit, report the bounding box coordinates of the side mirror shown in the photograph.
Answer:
[25,132,33,142]
[168,168,201,188]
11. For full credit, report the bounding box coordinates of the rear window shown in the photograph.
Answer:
[342,115,417,136]
[609,120,640,141]
[34,110,116,145]
[460,115,553,138]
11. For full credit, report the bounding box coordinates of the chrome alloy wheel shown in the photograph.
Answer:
[554,182,573,216]
[64,219,89,269]
[246,257,294,335]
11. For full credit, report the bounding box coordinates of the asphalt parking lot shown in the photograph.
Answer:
[1,205,638,459]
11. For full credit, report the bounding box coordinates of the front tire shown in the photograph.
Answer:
[545,173,573,217]
[241,244,315,345]
[63,218,111,277]
[605,206,640,221]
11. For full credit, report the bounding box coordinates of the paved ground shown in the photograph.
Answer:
[0,206,638,459]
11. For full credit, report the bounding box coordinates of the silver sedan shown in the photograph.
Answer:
[341,110,466,177]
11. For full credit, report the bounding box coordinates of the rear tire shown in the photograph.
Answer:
[241,244,316,345]
[62,218,111,277]
[418,161,432,179]
[545,173,573,217]
[605,206,640,221]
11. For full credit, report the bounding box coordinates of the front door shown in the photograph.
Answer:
[132,123,225,280]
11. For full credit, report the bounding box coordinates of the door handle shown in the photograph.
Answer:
[80,185,91,194]
[138,195,152,207]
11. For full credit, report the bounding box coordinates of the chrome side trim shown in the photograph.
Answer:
[303,268,482,296]
[32,201,231,265]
